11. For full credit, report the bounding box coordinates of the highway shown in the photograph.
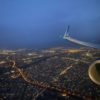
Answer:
[6,60,86,99]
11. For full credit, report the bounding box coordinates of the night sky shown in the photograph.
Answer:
[0,0,100,49]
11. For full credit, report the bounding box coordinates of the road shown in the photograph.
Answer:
[7,60,86,99]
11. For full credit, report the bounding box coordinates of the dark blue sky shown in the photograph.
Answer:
[0,0,100,49]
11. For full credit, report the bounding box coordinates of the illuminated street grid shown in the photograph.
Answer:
[0,47,100,100]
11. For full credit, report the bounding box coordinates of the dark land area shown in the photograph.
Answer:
[0,47,100,100]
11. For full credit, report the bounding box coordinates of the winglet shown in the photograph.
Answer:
[63,25,70,39]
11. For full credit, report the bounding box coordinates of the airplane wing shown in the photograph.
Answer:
[63,26,100,49]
